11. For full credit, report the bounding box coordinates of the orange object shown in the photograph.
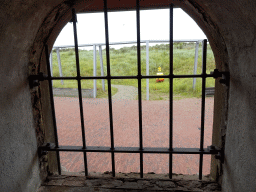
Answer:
[156,66,164,83]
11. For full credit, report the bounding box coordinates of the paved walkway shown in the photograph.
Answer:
[111,84,138,100]
[54,96,214,176]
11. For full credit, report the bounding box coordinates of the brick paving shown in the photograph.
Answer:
[54,96,214,176]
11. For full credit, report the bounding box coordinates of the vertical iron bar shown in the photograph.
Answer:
[169,3,174,180]
[136,0,143,179]
[199,39,207,180]
[103,0,115,177]
[72,8,88,176]
[45,45,62,175]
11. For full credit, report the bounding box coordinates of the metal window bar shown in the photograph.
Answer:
[45,45,62,175]
[136,0,144,179]
[199,39,207,180]
[169,3,174,179]
[71,8,88,176]
[42,74,215,80]
[103,0,115,177]
[37,3,225,180]
[43,74,214,80]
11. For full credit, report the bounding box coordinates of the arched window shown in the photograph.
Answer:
[33,0,228,181]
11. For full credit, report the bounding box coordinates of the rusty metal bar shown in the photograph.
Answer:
[39,144,221,155]
[45,45,62,175]
[103,0,115,177]
[39,74,215,80]
[199,39,207,180]
[136,0,143,179]
[72,8,88,176]
[169,3,174,180]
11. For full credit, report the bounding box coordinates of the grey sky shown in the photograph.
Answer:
[54,8,207,47]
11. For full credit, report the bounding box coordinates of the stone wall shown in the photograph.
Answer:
[195,1,256,191]
[1,1,256,191]
[0,1,62,191]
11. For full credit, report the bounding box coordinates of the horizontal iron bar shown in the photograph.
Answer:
[31,74,215,81]
[39,144,221,154]
[53,39,205,49]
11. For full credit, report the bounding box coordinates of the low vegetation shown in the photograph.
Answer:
[51,42,215,100]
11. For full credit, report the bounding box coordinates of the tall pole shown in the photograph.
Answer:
[56,48,64,85]
[49,51,53,77]
[99,45,105,91]
[93,44,97,98]
[193,41,199,89]
[146,40,150,100]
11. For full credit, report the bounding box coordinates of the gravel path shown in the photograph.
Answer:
[111,84,138,100]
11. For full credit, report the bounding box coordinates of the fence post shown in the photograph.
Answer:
[99,45,105,92]
[56,48,64,85]
[193,41,199,90]
[49,51,53,77]
[201,40,205,73]
[93,45,97,98]
[146,40,150,100]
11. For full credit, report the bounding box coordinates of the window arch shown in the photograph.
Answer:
[29,0,228,182]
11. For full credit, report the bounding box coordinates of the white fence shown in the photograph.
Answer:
[50,39,205,99]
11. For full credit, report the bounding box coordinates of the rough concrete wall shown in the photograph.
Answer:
[181,1,256,191]
[195,1,256,191]
[221,3,256,191]
[2,0,256,191]
[0,1,63,191]
[0,0,226,191]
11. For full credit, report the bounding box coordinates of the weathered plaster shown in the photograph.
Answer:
[0,1,63,191]
[1,0,256,191]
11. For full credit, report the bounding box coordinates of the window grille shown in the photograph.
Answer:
[33,0,228,180]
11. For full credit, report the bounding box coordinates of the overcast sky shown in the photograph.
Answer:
[54,8,207,48]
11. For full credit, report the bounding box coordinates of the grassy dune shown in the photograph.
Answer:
[51,42,215,99]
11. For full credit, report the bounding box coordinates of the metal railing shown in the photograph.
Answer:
[50,39,204,99]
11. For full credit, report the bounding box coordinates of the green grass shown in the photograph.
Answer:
[51,43,216,99]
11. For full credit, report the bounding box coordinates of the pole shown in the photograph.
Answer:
[93,45,97,98]
[193,41,199,90]
[49,51,53,77]
[99,45,105,92]
[56,48,64,85]
[146,40,149,100]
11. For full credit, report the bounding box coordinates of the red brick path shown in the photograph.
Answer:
[54,97,214,176]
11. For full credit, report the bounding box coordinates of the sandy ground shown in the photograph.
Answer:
[54,94,214,176]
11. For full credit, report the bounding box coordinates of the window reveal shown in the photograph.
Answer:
[33,0,228,180]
